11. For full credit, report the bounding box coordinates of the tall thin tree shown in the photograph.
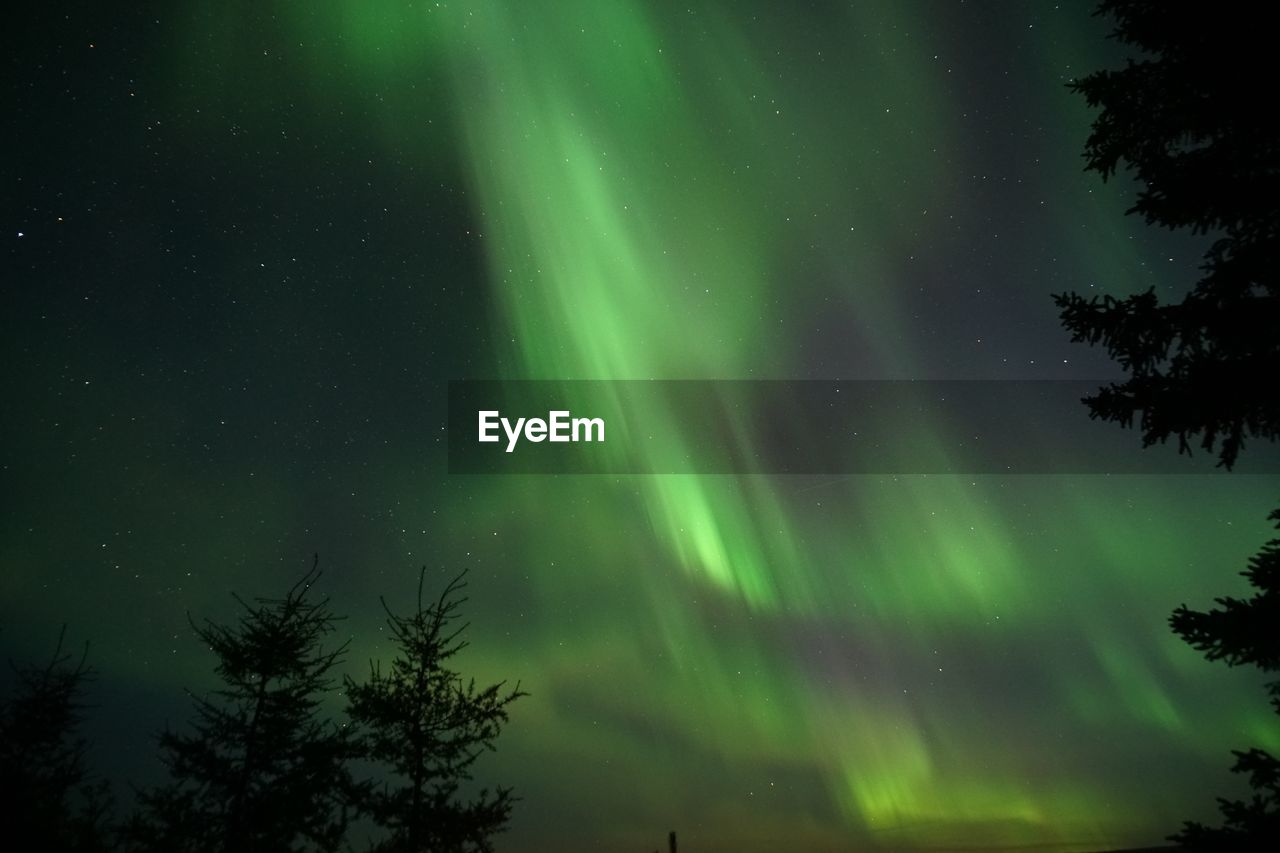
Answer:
[0,626,112,852]
[1059,1,1280,846]
[126,558,355,853]
[346,569,526,853]
[1168,511,1280,846]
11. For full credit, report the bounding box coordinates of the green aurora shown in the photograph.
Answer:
[4,1,1278,850]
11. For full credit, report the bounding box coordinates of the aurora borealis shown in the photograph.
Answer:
[4,0,1278,850]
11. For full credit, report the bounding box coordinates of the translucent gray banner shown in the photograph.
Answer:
[447,380,1280,474]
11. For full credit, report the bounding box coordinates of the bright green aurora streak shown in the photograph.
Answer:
[75,2,1278,850]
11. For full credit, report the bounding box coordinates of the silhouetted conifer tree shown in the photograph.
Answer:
[0,627,112,852]
[1061,2,1280,846]
[1168,509,1280,847]
[124,559,355,853]
[1055,0,1279,470]
[346,569,526,853]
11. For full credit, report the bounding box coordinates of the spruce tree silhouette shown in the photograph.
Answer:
[1060,1,1280,846]
[345,569,526,853]
[0,626,113,852]
[1055,0,1280,470]
[124,558,355,853]
[1168,510,1280,846]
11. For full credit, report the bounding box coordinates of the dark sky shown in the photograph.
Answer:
[4,2,1276,851]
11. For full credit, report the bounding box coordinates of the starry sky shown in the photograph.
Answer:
[4,1,1277,851]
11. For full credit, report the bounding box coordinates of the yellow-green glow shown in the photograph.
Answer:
[6,3,1275,852]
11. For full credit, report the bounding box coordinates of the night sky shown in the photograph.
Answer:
[4,2,1277,851]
